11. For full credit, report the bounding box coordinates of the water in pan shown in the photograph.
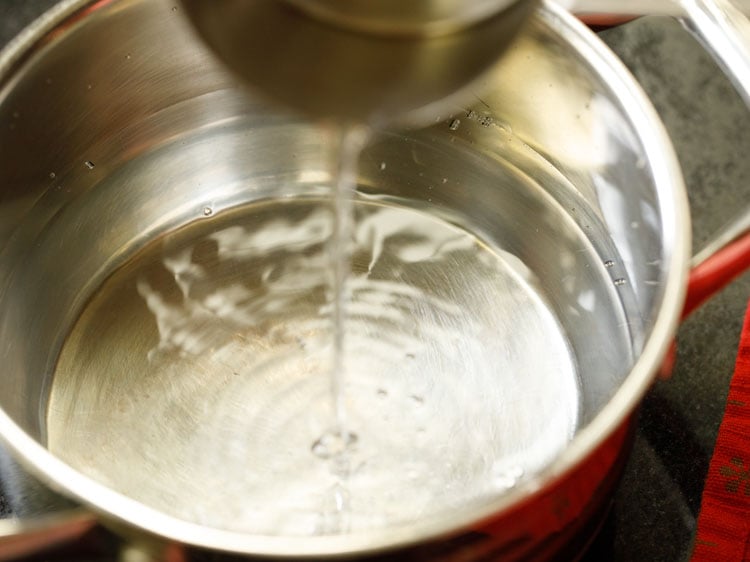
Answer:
[46,196,580,536]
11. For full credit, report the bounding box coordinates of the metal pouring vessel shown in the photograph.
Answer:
[178,0,538,125]
[0,0,749,560]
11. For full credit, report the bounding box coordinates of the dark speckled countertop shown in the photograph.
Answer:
[1,3,749,561]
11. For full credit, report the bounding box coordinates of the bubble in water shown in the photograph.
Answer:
[12,111,19,119]
[376,388,388,398]
[317,483,352,535]
[126,53,132,60]
[49,172,56,179]
[311,430,358,460]
[171,5,178,11]
[332,483,349,510]
[410,395,425,406]
[379,162,386,171]
[604,260,615,268]
[441,178,448,184]
[493,465,524,490]
[614,278,627,286]
[84,161,95,170]
[478,115,494,127]
[202,206,213,217]
[449,119,461,131]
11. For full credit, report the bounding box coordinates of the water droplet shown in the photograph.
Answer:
[449,119,461,131]
[48,172,56,179]
[84,161,95,170]
[405,352,415,359]
[203,206,213,217]
[311,430,357,460]
[441,178,448,184]
[379,162,386,171]
[171,5,178,11]
[376,388,388,398]
[604,260,615,268]
[86,84,92,90]
[126,53,132,60]
[614,278,628,286]
[410,395,425,406]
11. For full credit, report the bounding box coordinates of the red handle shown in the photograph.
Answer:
[659,231,750,380]
[683,231,750,320]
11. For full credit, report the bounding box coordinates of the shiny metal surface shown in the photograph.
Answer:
[0,0,690,557]
[285,0,524,36]
[178,0,537,125]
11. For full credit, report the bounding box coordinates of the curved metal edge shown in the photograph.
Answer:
[515,0,691,505]
[282,0,522,37]
[680,0,750,107]
[435,0,691,546]
[0,0,692,558]
[0,0,87,81]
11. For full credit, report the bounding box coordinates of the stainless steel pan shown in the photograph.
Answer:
[0,0,747,559]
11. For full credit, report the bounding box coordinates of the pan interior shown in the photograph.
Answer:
[43,124,631,536]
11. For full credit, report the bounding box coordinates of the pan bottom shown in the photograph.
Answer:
[47,195,580,536]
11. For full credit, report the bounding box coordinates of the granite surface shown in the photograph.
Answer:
[0,3,749,561]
